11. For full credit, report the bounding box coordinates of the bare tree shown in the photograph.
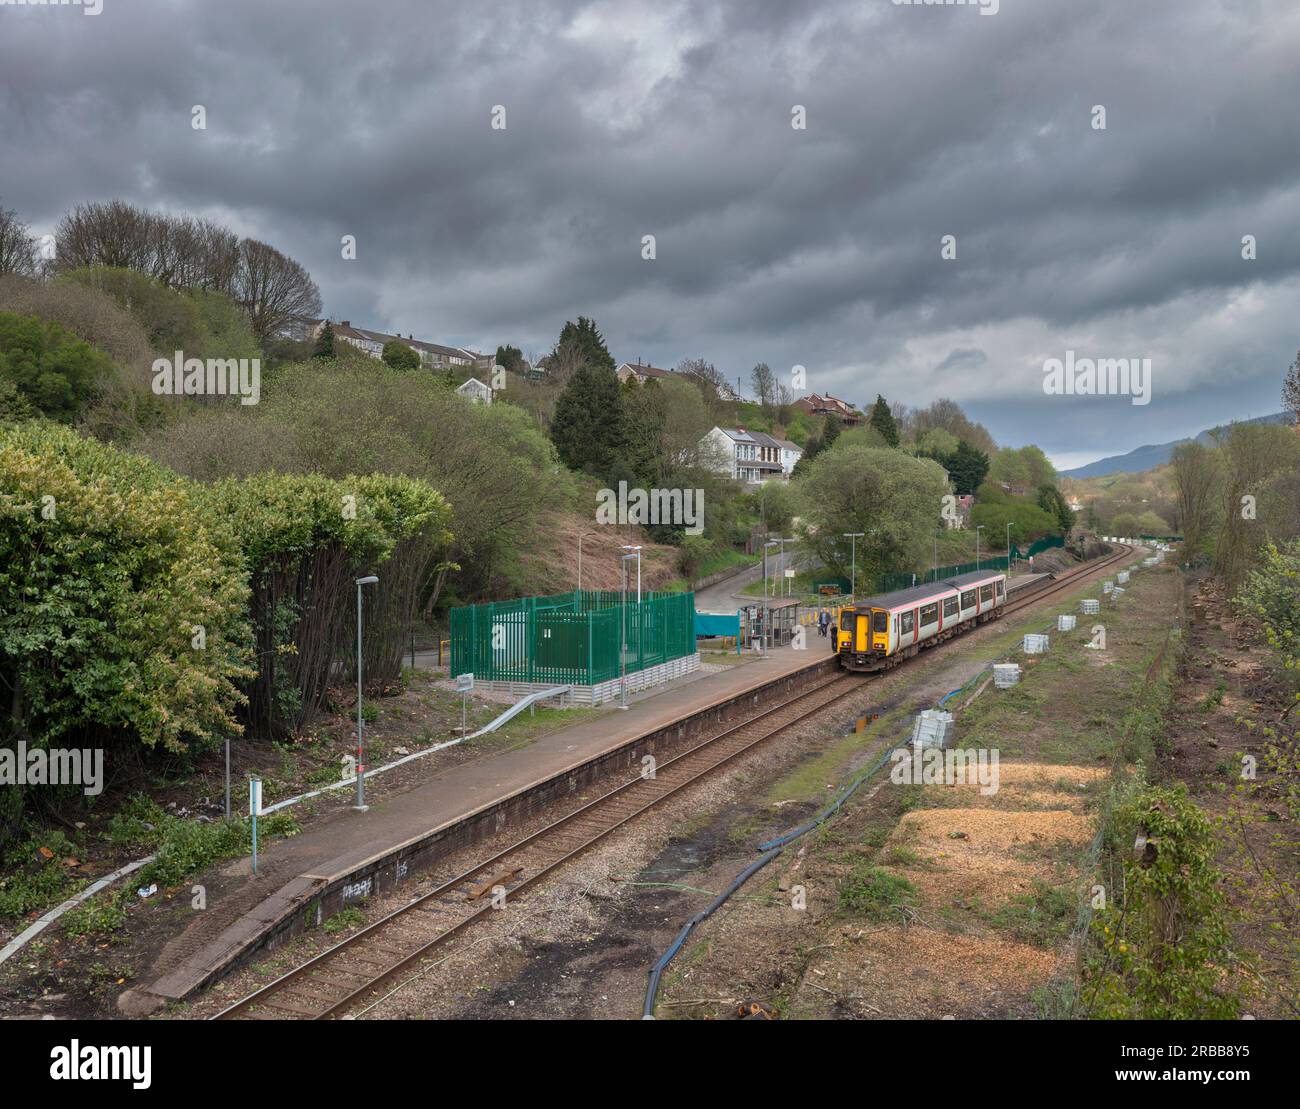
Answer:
[0,201,37,276]
[1284,350,1300,426]
[55,200,158,275]
[1171,441,1222,556]
[235,238,322,343]
[750,361,776,408]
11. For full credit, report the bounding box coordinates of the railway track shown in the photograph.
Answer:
[213,543,1138,1020]
[1003,543,1134,615]
[214,669,864,1019]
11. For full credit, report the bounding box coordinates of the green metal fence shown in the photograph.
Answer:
[450,590,696,686]
[868,535,1067,594]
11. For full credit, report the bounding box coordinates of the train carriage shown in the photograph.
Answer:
[837,570,1006,672]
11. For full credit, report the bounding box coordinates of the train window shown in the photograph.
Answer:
[920,602,938,626]
[980,584,993,604]
[872,610,887,633]
[900,611,914,635]
[961,590,975,609]
[996,580,1004,598]
[943,596,959,619]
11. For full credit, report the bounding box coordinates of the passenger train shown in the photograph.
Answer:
[836,570,1007,672]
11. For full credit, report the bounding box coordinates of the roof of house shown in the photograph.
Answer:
[618,361,674,379]
[456,377,490,392]
[747,430,784,449]
[796,392,858,415]
[714,427,758,443]
[325,321,486,362]
[774,438,802,452]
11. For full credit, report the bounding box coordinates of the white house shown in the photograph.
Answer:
[702,427,784,484]
[774,437,803,476]
[456,377,493,405]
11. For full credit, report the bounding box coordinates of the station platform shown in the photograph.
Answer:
[144,639,836,1006]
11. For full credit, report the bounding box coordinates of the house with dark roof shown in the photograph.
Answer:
[702,427,785,484]
[793,392,862,426]
[616,360,675,385]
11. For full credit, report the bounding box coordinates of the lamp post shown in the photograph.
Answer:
[763,539,780,655]
[577,532,598,592]
[976,526,984,571]
[619,552,637,708]
[353,575,379,812]
[934,529,940,583]
[621,544,642,604]
[843,532,864,601]
[1006,522,1012,573]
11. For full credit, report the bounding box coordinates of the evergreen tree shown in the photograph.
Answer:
[1036,484,1075,533]
[496,343,524,374]
[945,439,990,496]
[312,320,335,359]
[552,316,615,372]
[869,394,899,447]
[551,362,627,479]
[822,414,843,452]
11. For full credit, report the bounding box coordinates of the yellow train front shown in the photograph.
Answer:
[837,572,1007,672]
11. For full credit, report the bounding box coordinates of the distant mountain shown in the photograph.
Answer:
[1061,412,1291,478]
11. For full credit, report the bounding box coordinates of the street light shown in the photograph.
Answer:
[577,532,598,592]
[934,529,940,584]
[619,552,637,708]
[621,544,642,604]
[975,525,984,570]
[775,535,788,597]
[843,533,864,601]
[353,575,379,812]
[762,539,781,655]
[1006,522,1013,573]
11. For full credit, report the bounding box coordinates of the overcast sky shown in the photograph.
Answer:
[3,0,1298,468]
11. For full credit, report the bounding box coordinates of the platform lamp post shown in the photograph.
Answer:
[621,544,642,604]
[933,529,940,584]
[975,525,984,571]
[354,574,379,812]
[1006,522,1013,573]
[843,532,864,601]
[763,539,781,655]
[619,551,637,709]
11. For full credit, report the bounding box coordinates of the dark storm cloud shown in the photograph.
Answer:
[2,0,1298,464]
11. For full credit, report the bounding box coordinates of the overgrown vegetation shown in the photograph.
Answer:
[1084,782,1246,1019]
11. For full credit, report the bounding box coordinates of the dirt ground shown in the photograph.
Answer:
[1156,575,1299,1018]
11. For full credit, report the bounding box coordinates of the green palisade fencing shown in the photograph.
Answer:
[867,535,1067,594]
[450,590,695,686]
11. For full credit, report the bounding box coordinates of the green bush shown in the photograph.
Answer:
[63,892,129,937]
[0,312,112,421]
[0,422,253,754]
[139,809,299,890]
[1085,783,1245,1019]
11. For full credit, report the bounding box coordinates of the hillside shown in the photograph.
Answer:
[1061,411,1290,478]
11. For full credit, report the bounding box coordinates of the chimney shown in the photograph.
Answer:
[341,320,350,328]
